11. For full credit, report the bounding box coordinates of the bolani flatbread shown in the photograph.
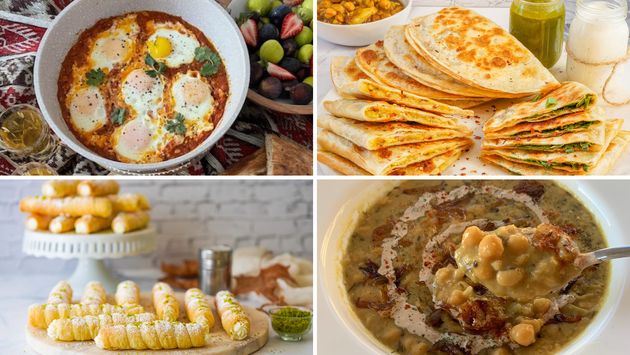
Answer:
[482,131,630,175]
[383,25,507,98]
[317,151,370,175]
[322,99,469,131]
[318,114,471,150]
[354,41,490,108]
[484,111,601,139]
[482,120,612,153]
[318,129,471,175]
[484,82,597,132]
[405,7,560,96]
[330,56,474,117]
[318,149,463,176]
[483,119,621,173]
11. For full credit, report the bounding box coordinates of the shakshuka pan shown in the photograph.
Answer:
[342,180,609,354]
[58,11,229,163]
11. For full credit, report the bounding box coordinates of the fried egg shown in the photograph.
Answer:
[112,115,162,162]
[171,72,215,121]
[68,86,107,132]
[121,68,164,114]
[90,16,139,71]
[146,24,200,68]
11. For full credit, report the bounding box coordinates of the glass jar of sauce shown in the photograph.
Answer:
[510,0,566,68]
[566,0,629,94]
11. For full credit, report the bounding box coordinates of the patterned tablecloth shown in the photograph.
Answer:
[0,0,312,175]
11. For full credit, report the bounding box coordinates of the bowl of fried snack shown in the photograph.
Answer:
[317,0,411,46]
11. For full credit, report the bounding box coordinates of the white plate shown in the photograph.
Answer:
[35,0,249,173]
[318,180,630,354]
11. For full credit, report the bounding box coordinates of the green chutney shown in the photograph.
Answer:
[510,0,566,68]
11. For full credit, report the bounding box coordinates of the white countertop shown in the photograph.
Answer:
[317,180,630,354]
[0,272,312,355]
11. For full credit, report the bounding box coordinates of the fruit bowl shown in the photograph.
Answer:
[247,89,312,115]
[231,0,313,114]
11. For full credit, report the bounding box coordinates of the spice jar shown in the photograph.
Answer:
[566,0,629,95]
[509,0,566,68]
[199,246,232,295]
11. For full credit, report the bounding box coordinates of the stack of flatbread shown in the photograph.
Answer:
[318,6,561,175]
[19,180,151,234]
[481,82,630,175]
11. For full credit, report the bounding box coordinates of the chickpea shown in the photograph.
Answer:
[335,14,344,22]
[378,0,391,9]
[474,263,495,281]
[519,318,544,332]
[496,268,524,287]
[448,289,468,305]
[321,0,332,6]
[435,267,453,287]
[507,234,530,254]
[462,226,484,247]
[533,298,552,315]
[324,8,337,18]
[509,323,536,346]
[365,0,374,7]
[479,234,504,261]
[342,1,355,10]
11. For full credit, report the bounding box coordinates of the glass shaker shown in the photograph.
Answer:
[198,246,232,295]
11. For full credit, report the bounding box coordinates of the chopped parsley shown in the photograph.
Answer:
[195,46,221,77]
[145,54,166,77]
[530,93,541,102]
[545,97,557,108]
[166,112,186,135]
[86,68,105,86]
[111,107,126,125]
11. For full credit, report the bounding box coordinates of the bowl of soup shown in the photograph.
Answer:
[34,0,249,173]
[320,180,625,354]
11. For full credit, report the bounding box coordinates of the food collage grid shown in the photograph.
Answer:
[1,0,630,354]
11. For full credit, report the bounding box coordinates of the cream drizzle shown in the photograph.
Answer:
[377,185,553,354]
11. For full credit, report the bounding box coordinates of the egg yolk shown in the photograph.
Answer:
[101,37,129,61]
[182,79,210,106]
[120,118,151,152]
[73,90,100,115]
[125,69,157,93]
[147,36,172,59]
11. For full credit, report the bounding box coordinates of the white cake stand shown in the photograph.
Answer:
[22,226,156,293]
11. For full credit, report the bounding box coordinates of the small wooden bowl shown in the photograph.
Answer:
[247,89,313,116]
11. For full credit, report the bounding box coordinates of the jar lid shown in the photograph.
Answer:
[199,245,232,268]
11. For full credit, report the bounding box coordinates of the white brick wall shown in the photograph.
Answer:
[0,180,313,275]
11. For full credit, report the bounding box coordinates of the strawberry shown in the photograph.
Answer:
[267,63,296,81]
[283,0,303,6]
[280,13,303,40]
[240,19,258,47]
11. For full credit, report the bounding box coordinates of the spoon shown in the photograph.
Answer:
[576,246,630,269]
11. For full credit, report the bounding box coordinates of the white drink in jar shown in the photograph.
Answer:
[566,0,629,94]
